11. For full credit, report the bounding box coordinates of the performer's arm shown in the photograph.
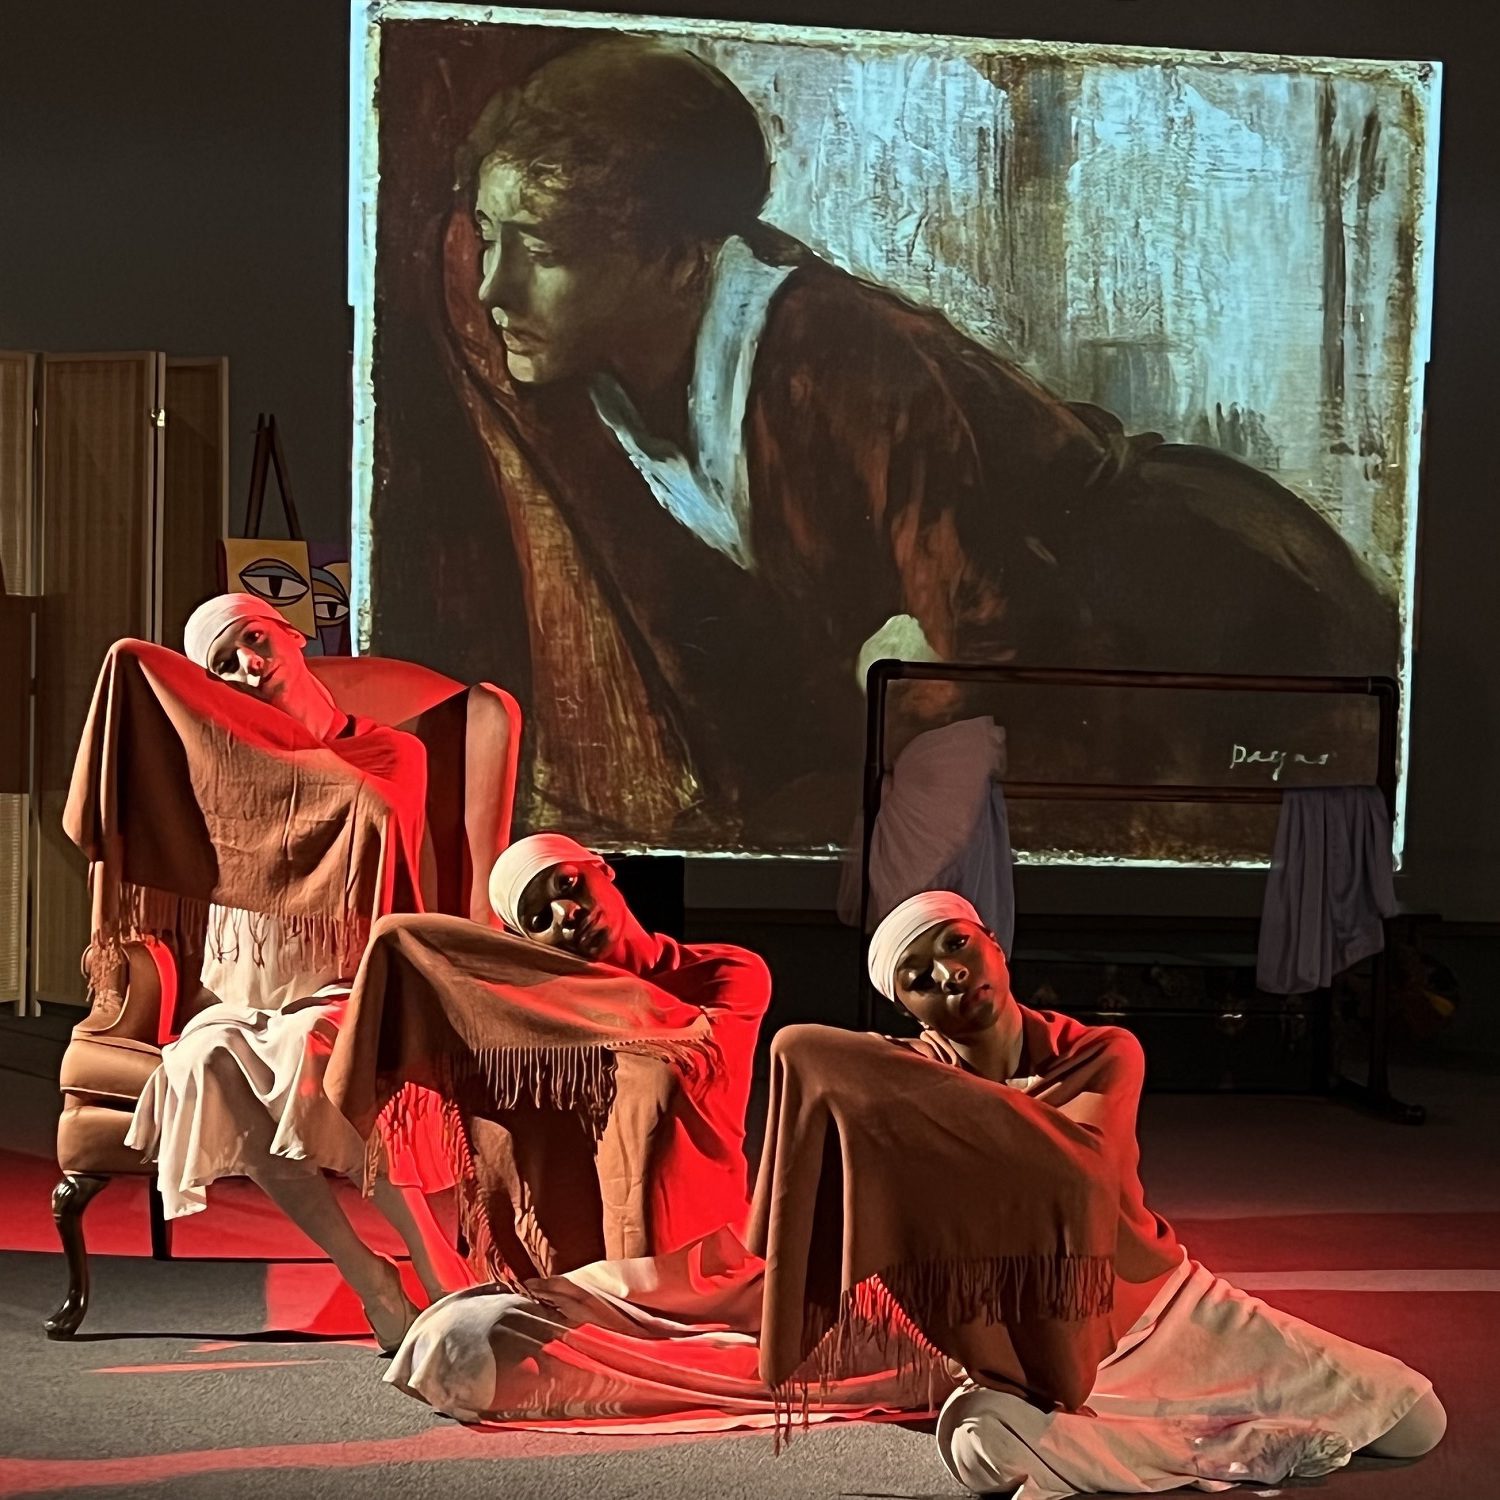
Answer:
[595,1051,678,1259]
[684,948,772,1029]
[1047,1026,1149,1170]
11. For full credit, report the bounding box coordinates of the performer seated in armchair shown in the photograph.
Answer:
[325,832,771,1292]
[73,594,467,1350]
[383,893,1444,1495]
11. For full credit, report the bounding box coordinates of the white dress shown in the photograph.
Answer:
[126,905,365,1218]
[386,1227,953,1430]
[937,1251,1433,1499]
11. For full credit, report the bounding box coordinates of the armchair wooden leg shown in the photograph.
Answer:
[148,1179,174,1261]
[45,1173,110,1340]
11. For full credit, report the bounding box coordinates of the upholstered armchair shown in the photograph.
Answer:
[47,655,522,1338]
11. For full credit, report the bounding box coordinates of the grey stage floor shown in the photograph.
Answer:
[2,1049,1498,1499]
[0,1245,952,1499]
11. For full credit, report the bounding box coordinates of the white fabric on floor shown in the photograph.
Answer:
[1256,785,1397,995]
[126,903,362,1218]
[387,1226,953,1431]
[937,1254,1431,1499]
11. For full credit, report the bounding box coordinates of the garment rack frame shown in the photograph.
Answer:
[857,661,1420,1125]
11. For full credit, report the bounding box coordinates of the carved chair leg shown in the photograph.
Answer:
[45,1173,110,1340]
[148,1179,174,1261]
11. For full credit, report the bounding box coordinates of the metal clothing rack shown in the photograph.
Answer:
[857,662,1421,1124]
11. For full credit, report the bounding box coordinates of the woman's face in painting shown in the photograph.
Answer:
[474,159,676,387]
[892,918,1010,1039]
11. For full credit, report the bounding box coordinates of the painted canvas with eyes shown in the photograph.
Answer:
[352,7,1438,863]
[307,545,352,656]
[221,537,316,639]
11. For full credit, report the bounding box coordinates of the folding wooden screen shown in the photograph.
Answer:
[0,353,35,1013]
[0,351,227,1011]
[32,354,166,1006]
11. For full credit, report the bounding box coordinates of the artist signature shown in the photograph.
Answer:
[1229,745,1334,782]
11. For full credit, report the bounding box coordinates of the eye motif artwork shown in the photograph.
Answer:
[217,540,350,656]
[308,544,352,656]
[221,538,316,640]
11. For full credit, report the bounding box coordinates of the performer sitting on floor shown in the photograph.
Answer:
[99,594,466,1350]
[325,833,771,1289]
[877,892,1446,1498]
[384,893,1444,1494]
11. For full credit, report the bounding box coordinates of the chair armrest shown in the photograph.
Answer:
[464,682,524,926]
[74,939,176,1047]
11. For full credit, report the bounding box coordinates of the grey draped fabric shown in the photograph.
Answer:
[1256,786,1397,995]
[840,716,1015,955]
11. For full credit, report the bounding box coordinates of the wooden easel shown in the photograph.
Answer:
[242,413,304,540]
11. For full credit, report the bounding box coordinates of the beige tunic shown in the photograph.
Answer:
[387,1226,954,1429]
[937,1252,1433,1499]
[126,905,364,1218]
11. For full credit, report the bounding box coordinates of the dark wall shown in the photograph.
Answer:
[2,0,1493,917]
[0,0,350,543]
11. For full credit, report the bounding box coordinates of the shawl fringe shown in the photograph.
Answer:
[84,880,371,1000]
[877,1251,1116,1332]
[378,1037,710,1146]
[368,1033,712,1285]
[360,1087,521,1290]
[771,1273,948,1451]
[440,1096,520,1290]
[771,1253,1115,1447]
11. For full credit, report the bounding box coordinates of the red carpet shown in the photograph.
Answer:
[3,1148,410,1259]
[1174,1211,1500,1271]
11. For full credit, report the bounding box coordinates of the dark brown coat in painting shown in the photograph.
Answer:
[433,213,1394,854]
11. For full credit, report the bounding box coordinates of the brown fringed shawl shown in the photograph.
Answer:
[748,1009,1181,1415]
[63,640,428,1007]
[325,913,716,1283]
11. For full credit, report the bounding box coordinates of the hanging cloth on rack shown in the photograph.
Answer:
[839,715,1016,954]
[1256,785,1397,995]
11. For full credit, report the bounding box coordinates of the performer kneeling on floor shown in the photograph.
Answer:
[878,892,1446,1499]
[327,832,771,1291]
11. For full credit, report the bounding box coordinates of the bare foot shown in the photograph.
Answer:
[360,1259,420,1354]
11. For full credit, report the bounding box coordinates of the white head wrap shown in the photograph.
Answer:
[184,592,295,671]
[867,890,984,1002]
[489,832,605,934]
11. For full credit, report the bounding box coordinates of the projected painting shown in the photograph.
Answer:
[353,6,1438,861]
